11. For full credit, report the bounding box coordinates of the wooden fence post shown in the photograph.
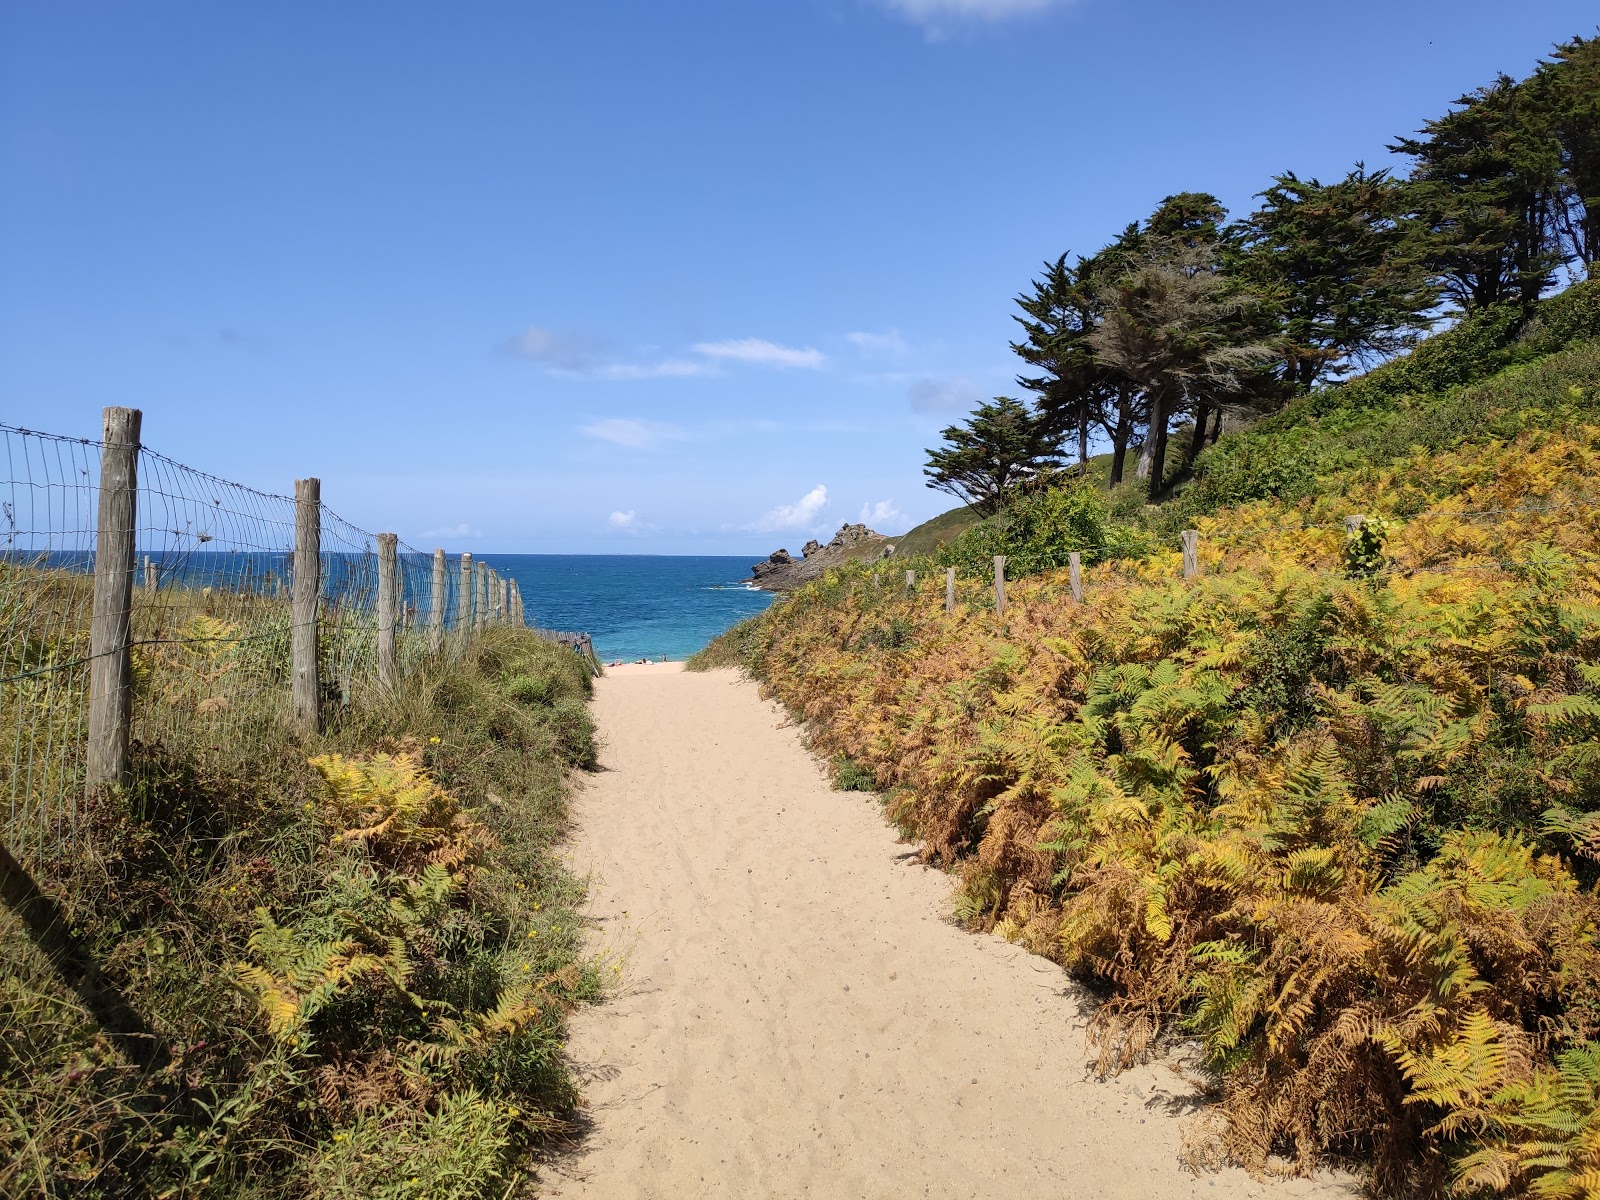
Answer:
[377,533,398,692]
[1181,530,1200,580]
[87,406,141,788]
[292,478,322,736]
[502,577,512,625]
[475,562,489,632]
[994,556,1007,617]
[142,555,156,593]
[1344,514,1365,534]
[430,548,446,653]
[458,552,474,641]
[945,567,956,613]
[905,569,915,593]
[510,580,524,627]
[1068,552,1083,603]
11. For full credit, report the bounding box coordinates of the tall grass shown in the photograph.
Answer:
[1,621,598,1199]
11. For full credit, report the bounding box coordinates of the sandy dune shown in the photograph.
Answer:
[544,664,1359,1199]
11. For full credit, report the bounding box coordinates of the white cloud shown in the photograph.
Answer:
[507,325,603,372]
[693,338,826,370]
[578,418,686,449]
[881,0,1062,24]
[420,522,482,540]
[751,484,829,534]
[908,377,981,413]
[507,324,715,380]
[846,330,910,361]
[859,499,909,531]
[609,510,641,531]
[595,359,713,381]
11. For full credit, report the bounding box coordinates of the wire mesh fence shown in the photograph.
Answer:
[0,411,529,870]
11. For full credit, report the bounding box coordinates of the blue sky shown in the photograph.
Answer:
[3,1,1594,554]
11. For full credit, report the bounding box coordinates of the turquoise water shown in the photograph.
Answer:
[474,555,773,662]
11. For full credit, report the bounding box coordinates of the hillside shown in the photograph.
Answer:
[691,287,1600,1196]
[891,504,983,558]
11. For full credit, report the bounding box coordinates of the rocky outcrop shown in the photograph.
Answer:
[750,549,792,582]
[750,524,895,591]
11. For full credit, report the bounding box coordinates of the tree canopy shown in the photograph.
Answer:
[922,397,1063,516]
[932,31,1600,512]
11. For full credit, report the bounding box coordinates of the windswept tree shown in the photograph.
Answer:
[923,397,1063,516]
[1089,239,1279,503]
[1233,166,1438,389]
[1533,34,1600,269]
[1011,252,1125,475]
[1392,74,1566,312]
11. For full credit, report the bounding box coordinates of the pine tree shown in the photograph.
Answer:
[1392,75,1566,312]
[1232,166,1438,390]
[923,397,1064,516]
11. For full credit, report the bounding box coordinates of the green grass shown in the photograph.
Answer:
[1,623,598,1199]
[892,505,985,558]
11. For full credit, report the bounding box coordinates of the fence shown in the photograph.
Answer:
[881,494,1600,618]
[0,406,548,870]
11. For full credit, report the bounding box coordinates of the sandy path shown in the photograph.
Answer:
[545,664,1358,1199]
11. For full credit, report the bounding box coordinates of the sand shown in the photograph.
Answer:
[544,664,1359,1199]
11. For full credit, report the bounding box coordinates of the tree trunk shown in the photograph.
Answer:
[1145,390,1170,504]
[1109,400,1131,487]
[1182,400,1211,471]
[1078,414,1089,469]
[1208,403,1224,445]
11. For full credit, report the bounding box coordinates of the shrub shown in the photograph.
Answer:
[832,755,876,792]
[936,482,1148,579]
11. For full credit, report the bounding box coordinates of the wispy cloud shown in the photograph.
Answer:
[609,510,642,532]
[508,324,715,380]
[859,499,909,531]
[420,522,483,540]
[750,484,829,534]
[908,377,981,413]
[507,324,823,378]
[846,330,910,361]
[593,360,711,381]
[693,338,826,370]
[880,0,1063,27]
[507,325,606,372]
[578,418,686,449]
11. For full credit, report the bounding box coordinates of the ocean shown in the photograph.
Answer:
[19,549,772,664]
[472,554,773,662]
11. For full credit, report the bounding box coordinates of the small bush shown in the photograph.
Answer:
[832,754,876,792]
[937,482,1149,580]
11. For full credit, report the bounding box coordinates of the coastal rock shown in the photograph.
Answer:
[827,523,873,549]
[749,523,898,591]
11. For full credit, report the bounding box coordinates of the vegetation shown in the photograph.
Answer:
[702,410,1600,1193]
[922,396,1063,515]
[1,603,599,1199]
[936,33,1600,506]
